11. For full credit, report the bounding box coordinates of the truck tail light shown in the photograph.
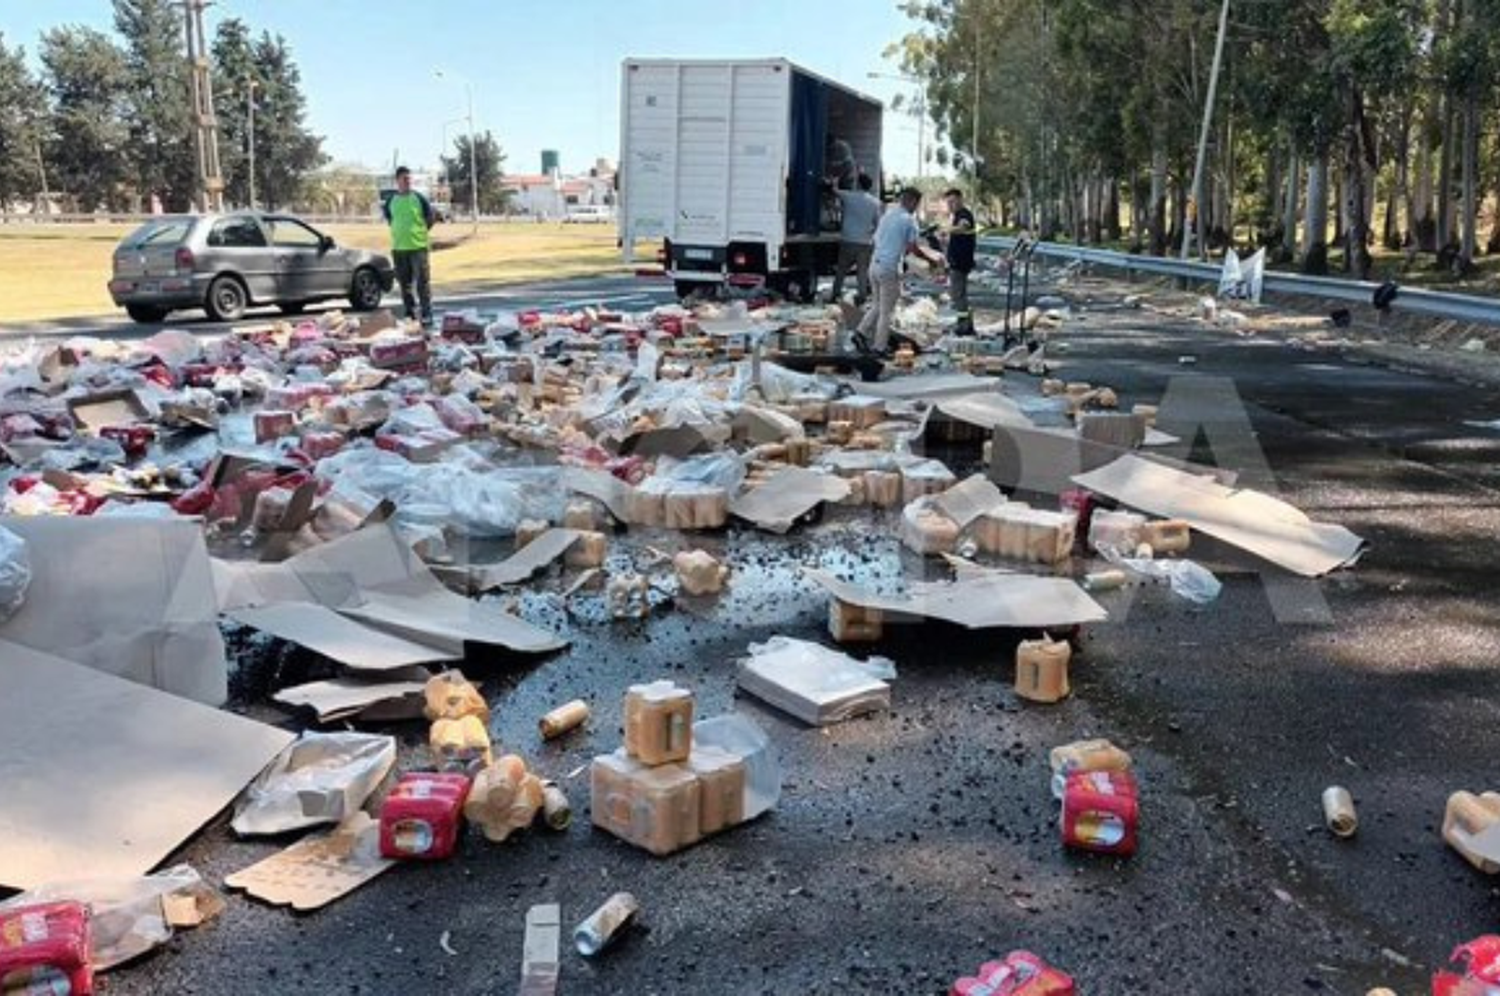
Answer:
[731,252,747,267]
[175,248,194,273]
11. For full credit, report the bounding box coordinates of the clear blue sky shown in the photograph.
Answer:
[2,0,933,178]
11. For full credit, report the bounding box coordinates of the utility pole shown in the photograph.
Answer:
[1182,0,1230,260]
[246,79,257,210]
[180,0,224,213]
[435,70,481,234]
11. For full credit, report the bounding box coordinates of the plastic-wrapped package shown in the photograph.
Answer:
[737,636,894,725]
[692,713,780,820]
[231,733,397,836]
[1102,546,1222,604]
[0,865,222,972]
[0,525,30,623]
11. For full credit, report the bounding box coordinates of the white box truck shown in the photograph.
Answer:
[618,58,884,300]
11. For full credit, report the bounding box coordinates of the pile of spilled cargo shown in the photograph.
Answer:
[0,273,1484,995]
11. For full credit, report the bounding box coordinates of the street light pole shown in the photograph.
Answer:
[466,82,478,234]
[1182,0,1231,260]
[436,69,481,235]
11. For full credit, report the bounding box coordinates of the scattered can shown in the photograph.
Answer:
[574,892,640,957]
[1322,785,1358,839]
[1082,569,1128,593]
[539,699,590,740]
[540,781,572,830]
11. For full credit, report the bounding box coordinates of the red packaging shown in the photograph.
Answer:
[1434,936,1500,995]
[99,423,155,458]
[254,409,298,443]
[1058,489,1094,544]
[379,772,472,860]
[171,479,217,516]
[368,337,430,373]
[951,952,1074,996]
[440,315,487,344]
[1062,769,1139,857]
[0,901,94,995]
[299,431,347,461]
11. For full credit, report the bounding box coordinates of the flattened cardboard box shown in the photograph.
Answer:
[0,515,228,704]
[806,569,1106,630]
[1072,454,1365,577]
[225,812,394,911]
[0,641,293,891]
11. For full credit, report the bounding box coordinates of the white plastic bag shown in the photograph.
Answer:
[0,864,223,970]
[232,732,396,836]
[0,525,30,622]
[693,713,781,820]
[1103,547,1222,604]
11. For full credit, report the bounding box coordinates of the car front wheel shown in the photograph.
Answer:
[125,304,168,324]
[205,275,248,322]
[349,267,384,311]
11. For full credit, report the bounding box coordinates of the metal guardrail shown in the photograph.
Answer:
[978,235,1500,327]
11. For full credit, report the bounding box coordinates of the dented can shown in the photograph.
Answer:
[1321,786,1358,839]
[539,699,590,741]
[574,892,640,957]
[540,781,572,830]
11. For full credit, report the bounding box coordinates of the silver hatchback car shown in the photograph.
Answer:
[108,212,396,323]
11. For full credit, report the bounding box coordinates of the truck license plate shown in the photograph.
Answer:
[682,249,713,261]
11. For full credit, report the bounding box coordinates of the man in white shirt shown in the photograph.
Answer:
[830,173,880,304]
[856,186,944,354]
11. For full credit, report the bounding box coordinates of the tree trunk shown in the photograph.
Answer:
[1414,98,1436,250]
[1105,178,1121,242]
[1338,165,1350,247]
[1438,93,1455,250]
[1459,83,1479,269]
[1345,87,1373,280]
[1149,135,1168,255]
[1387,98,1412,250]
[1303,152,1329,274]
[1282,146,1300,259]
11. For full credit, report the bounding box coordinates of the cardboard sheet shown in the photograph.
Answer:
[228,603,457,670]
[0,516,229,704]
[936,392,1036,430]
[67,388,150,431]
[225,812,394,912]
[0,641,294,891]
[988,424,1237,496]
[214,522,566,656]
[431,528,580,593]
[933,474,1008,529]
[729,467,850,533]
[560,466,631,522]
[806,569,1107,629]
[1071,454,1365,577]
[272,672,430,723]
[856,373,1005,400]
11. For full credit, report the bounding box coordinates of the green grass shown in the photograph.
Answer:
[0,221,636,323]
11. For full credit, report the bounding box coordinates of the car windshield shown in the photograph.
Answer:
[122,219,192,249]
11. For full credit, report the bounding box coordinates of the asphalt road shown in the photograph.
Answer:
[0,273,678,343]
[35,273,1500,994]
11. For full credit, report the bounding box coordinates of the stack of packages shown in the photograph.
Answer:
[377,671,554,861]
[590,681,778,856]
[1050,739,1139,858]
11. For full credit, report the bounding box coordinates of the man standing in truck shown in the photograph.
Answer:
[830,173,880,305]
[943,187,977,333]
[382,166,436,326]
[856,187,944,355]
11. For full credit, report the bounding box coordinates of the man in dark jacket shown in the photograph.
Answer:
[943,187,977,333]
